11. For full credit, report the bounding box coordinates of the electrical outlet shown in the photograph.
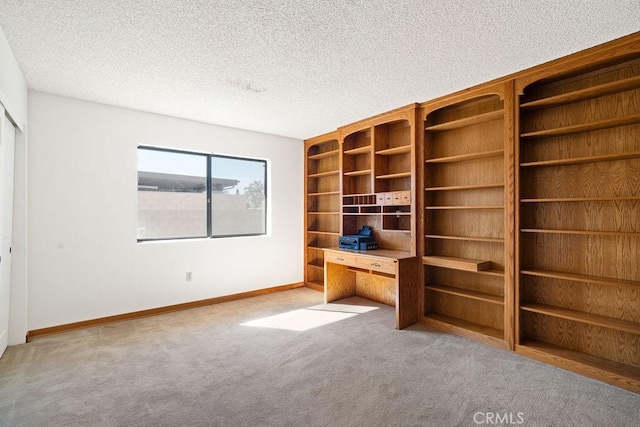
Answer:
[186,271,192,281]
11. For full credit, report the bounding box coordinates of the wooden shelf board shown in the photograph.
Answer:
[344,146,372,155]
[343,213,381,216]
[308,149,339,160]
[383,212,411,216]
[516,340,640,393]
[308,191,340,197]
[477,269,505,278]
[521,268,640,289]
[426,205,504,210]
[305,280,325,292]
[381,229,412,233]
[375,145,411,156]
[375,171,412,180]
[307,212,340,215]
[307,231,340,236]
[423,255,491,272]
[521,303,640,335]
[427,268,503,278]
[426,234,504,243]
[521,228,640,237]
[426,284,504,305]
[307,263,324,271]
[307,170,339,178]
[521,151,640,167]
[520,113,640,139]
[421,314,506,348]
[425,110,504,132]
[426,149,504,164]
[306,247,326,252]
[425,262,504,278]
[521,196,640,203]
[520,76,640,110]
[425,183,504,192]
[343,169,372,177]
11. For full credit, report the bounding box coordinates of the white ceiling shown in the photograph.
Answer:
[0,1,638,140]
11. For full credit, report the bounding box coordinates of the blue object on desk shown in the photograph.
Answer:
[338,225,378,250]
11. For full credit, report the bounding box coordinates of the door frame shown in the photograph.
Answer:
[0,104,16,356]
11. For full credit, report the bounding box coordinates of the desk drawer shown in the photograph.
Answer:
[325,251,356,266]
[356,256,396,275]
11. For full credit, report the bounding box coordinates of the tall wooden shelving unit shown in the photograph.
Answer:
[303,32,640,393]
[340,104,418,255]
[303,105,418,291]
[304,131,341,291]
[419,83,516,350]
[515,53,640,392]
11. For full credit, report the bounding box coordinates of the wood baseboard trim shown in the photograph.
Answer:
[419,317,510,351]
[305,281,324,292]
[27,282,304,342]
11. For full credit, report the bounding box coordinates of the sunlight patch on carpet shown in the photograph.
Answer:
[241,308,361,331]
[306,303,380,314]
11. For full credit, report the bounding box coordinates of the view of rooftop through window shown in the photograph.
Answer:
[137,147,266,240]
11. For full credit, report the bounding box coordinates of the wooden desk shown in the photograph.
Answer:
[323,248,421,329]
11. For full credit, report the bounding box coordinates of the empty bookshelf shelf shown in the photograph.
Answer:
[423,255,492,272]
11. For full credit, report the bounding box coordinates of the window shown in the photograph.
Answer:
[137,147,267,241]
[210,155,267,237]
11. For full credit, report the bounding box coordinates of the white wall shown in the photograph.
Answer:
[0,26,29,344]
[0,26,27,131]
[28,91,303,330]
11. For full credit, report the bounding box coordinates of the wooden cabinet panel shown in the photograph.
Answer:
[355,255,397,275]
[325,251,357,267]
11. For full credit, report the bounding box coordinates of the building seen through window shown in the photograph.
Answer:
[137,147,266,240]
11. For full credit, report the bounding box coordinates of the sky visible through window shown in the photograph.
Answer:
[138,148,265,195]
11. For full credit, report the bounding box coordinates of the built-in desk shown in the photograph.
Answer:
[323,248,421,329]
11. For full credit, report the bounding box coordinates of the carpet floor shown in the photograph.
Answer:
[0,288,638,426]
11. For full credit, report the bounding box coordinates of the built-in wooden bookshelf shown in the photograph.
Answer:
[342,127,373,196]
[339,105,418,255]
[515,52,640,393]
[304,131,341,291]
[420,82,516,351]
[303,31,640,393]
[304,106,418,291]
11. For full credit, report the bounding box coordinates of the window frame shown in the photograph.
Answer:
[137,146,268,242]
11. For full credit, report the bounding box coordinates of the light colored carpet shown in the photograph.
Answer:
[0,288,638,426]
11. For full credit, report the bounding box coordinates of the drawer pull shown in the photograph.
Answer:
[337,257,345,261]
[371,262,381,267]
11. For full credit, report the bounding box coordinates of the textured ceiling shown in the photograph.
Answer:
[0,1,638,139]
